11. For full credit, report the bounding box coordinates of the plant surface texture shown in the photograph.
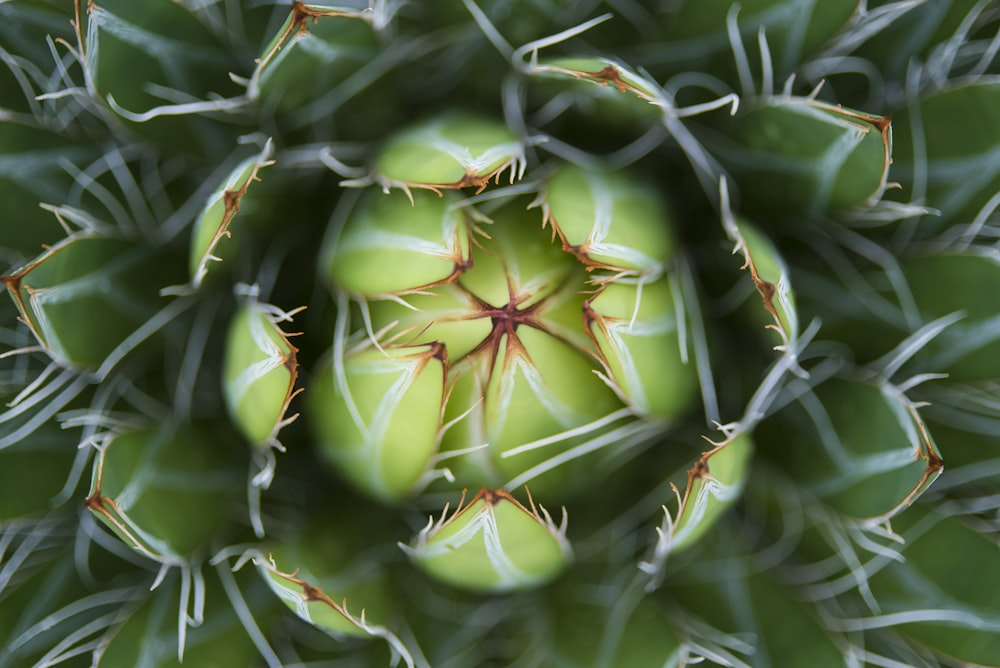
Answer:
[1,1,999,666]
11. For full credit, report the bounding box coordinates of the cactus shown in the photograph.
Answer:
[2,0,999,665]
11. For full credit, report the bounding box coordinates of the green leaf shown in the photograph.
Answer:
[663,0,857,78]
[727,216,799,344]
[898,251,1000,381]
[0,425,79,520]
[454,200,581,311]
[547,580,683,667]
[83,0,242,155]
[367,283,494,362]
[86,423,244,560]
[890,82,1000,229]
[525,56,665,124]
[323,188,472,297]
[97,565,278,667]
[220,499,417,662]
[662,431,754,554]
[186,143,273,291]
[250,3,375,110]
[759,376,943,521]
[249,510,399,645]
[585,277,696,419]
[713,99,892,216]
[309,343,445,502]
[222,300,299,448]
[405,488,570,593]
[374,114,525,192]
[541,164,676,277]
[674,567,847,668]
[2,234,172,370]
[857,504,1000,666]
[0,538,140,667]
[481,326,622,493]
[0,123,97,260]
[0,1,74,69]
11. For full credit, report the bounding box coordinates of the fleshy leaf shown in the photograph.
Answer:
[324,188,472,297]
[0,425,79,520]
[367,283,494,362]
[713,99,892,216]
[2,234,173,370]
[405,488,570,593]
[727,216,799,344]
[82,0,242,156]
[890,82,1000,229]
[674,564,847,668]
[251,515,392,639]
[526,56,664,116]
[655,431,754,555]
[97,565,275,666]
[539,164,676,277]
[662,0,857,78]
[854,504,1000,665]
[85,424,244,560]
[759,376,943,522]
[249,3,376,110]
[186,143,273,291]
[373,114,525,193]
[0,541,140,667]
[547,579,684,667]
[222,299,300,448]
[585,277,695,418]
[898,251,1000,381]
[482,326,621,492]
[0,122,97,258]
[309,343,445,502]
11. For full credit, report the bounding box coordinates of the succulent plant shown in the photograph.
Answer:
[2,0,999,665]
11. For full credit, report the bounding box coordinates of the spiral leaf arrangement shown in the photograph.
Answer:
[2,1,999,665]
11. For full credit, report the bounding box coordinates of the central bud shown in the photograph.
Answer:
[312,163,692,504]
[481,297,535,353]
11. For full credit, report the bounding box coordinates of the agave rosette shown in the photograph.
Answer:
[315,117,697,514]
[2,0,999,666]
